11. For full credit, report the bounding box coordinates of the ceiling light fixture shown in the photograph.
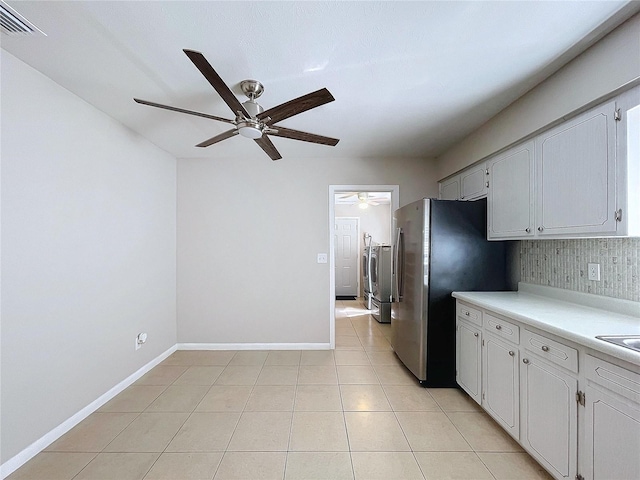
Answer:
[237,120,263,139]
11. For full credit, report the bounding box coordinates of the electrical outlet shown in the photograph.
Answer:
[135,332,148,351]
[317,253,328,264]
[587,263,601,281]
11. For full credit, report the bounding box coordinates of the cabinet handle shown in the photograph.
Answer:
[538,226,544,232]
[509,351,515,356]
[461,196,465,200]
[465,311,470,316]
[522,358,530,364]
[525,228,531,233]
[474,333,479,337]
[495,325,502,330]
[541,345,549,352]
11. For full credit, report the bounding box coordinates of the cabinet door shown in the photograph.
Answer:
[583,386,640,480]
[487,141,535,239]
[439,176,460,200]
[456,320,482,404]
[483,334,519,439]
[460,163,487,200]
[521,355,577,480]
[535,101,617,236]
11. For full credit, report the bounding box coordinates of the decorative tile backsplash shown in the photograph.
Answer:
[519,238,640,302]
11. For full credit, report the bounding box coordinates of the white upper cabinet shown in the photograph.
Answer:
[460,162,488,201]
[486,85,639,240]
[439,162,487,201]
[487,141,535,239]
[535,101,616,237]
[439,176,460,200]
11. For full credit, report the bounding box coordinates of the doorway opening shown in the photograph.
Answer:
[328,185,399,348]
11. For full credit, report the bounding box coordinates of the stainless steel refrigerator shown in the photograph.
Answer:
[392,198,510,387]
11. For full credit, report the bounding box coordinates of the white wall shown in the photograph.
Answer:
[436,13,640,179]
[335,203,392,247]
[177,156,437,345]
[0,52,177,463]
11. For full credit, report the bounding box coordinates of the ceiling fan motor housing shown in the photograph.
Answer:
[242,99,264,118]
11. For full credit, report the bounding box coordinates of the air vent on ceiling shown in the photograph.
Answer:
[0,1,45,36]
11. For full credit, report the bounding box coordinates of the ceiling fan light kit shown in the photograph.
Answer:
[134,49,339,160]
[237,120,264,139]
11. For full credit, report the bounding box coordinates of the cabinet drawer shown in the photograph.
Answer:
[523,330,578,373]
[585,355,640,404]
[457,302,482,327]
[484,313,520,344]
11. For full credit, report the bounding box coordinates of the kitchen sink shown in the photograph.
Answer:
[596,335,640,353]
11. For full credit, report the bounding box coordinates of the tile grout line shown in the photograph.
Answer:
[283,358,301,479]
[342,313,358,479]
[146,358,226,480]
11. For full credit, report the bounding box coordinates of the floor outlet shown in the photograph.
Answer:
[587,263,601,281]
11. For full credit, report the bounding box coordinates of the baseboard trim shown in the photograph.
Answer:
[177,342,332,351]
[0,344,177,479]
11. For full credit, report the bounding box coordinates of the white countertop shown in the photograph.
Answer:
[452,284,640,367]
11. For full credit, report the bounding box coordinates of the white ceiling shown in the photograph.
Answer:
[2,1,638,162]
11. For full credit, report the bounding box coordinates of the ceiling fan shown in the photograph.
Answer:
[336,192,390,209]
[134,49,339,160]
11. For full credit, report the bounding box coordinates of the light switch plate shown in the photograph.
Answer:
[317,253,328,264]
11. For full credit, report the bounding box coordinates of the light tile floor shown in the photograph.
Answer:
[8,299,553,480]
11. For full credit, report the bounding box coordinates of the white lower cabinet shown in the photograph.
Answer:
[520,353,577,480]
[454,299,640,480]
[483,333,519,439]
[456,319,482,404]
[582,354,640,480]
[583,386,640,480]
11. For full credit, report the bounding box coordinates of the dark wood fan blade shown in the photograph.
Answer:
[183,49,249,118]
[267,125,339,146]
[196,128,238,147]
[254,136,282,160]
[257,88,335,125]
[134,98,234,124]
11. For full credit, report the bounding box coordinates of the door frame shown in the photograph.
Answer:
[328,185,399,348]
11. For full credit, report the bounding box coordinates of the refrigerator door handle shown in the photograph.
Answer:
[366,247,373,294]
[394,227,404,301]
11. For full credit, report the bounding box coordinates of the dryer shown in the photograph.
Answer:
[371,244,393,323]
[362,246,373,309]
